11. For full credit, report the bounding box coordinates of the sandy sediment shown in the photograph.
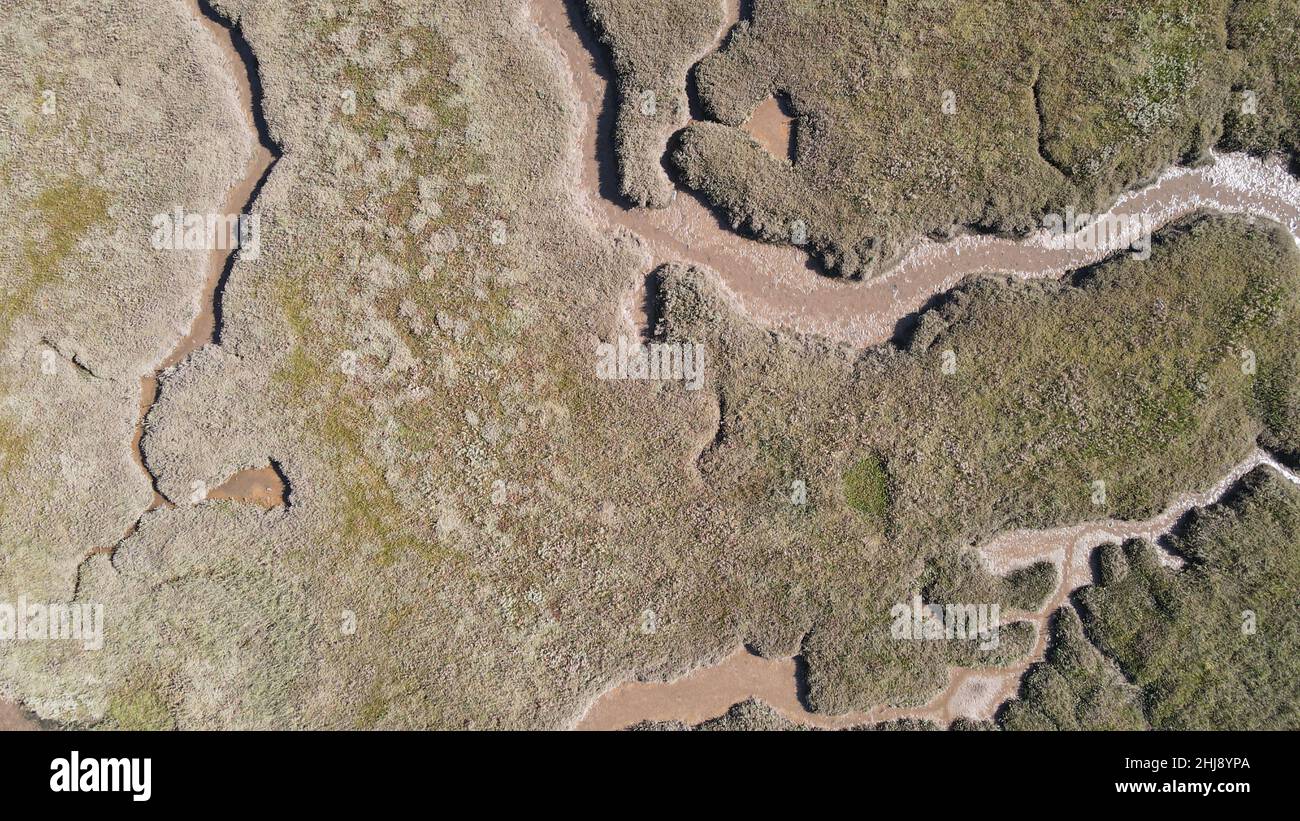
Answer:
[0,699,42,731]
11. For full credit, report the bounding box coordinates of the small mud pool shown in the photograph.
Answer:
[207,464,288,509]
[0,700,42,731]
[742,95,795,164]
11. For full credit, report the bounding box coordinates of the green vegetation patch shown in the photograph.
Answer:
[630,698,810,731]
[1,176,110,342]
[105,678,175,731]
[843,453,889,521]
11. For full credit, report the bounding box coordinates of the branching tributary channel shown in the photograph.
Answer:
[529,0,1300,728]
[104,0,284,559]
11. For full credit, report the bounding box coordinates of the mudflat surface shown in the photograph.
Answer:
[0,701,40,731]
[3,0,1299,732]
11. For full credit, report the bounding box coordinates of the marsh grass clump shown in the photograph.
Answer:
[843,453,890,523]
[1076,466,1300,729]
[1221,0,1300,164]
[924,553,1058,614]
[579,0,724,207]
[664,0,1292,278]
[861,717,942,731]
[998,606,1149,730]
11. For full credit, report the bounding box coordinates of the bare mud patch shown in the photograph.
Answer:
[742,95,795,164]
[206,463,288,510]
[0,700,42,731]
[578,646,863,730]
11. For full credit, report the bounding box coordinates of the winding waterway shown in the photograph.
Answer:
[537,0,1300,349]
[123,0,282,529]
[13,0,1296,732]
[529,0,1300,729]
[4,0,286,731]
